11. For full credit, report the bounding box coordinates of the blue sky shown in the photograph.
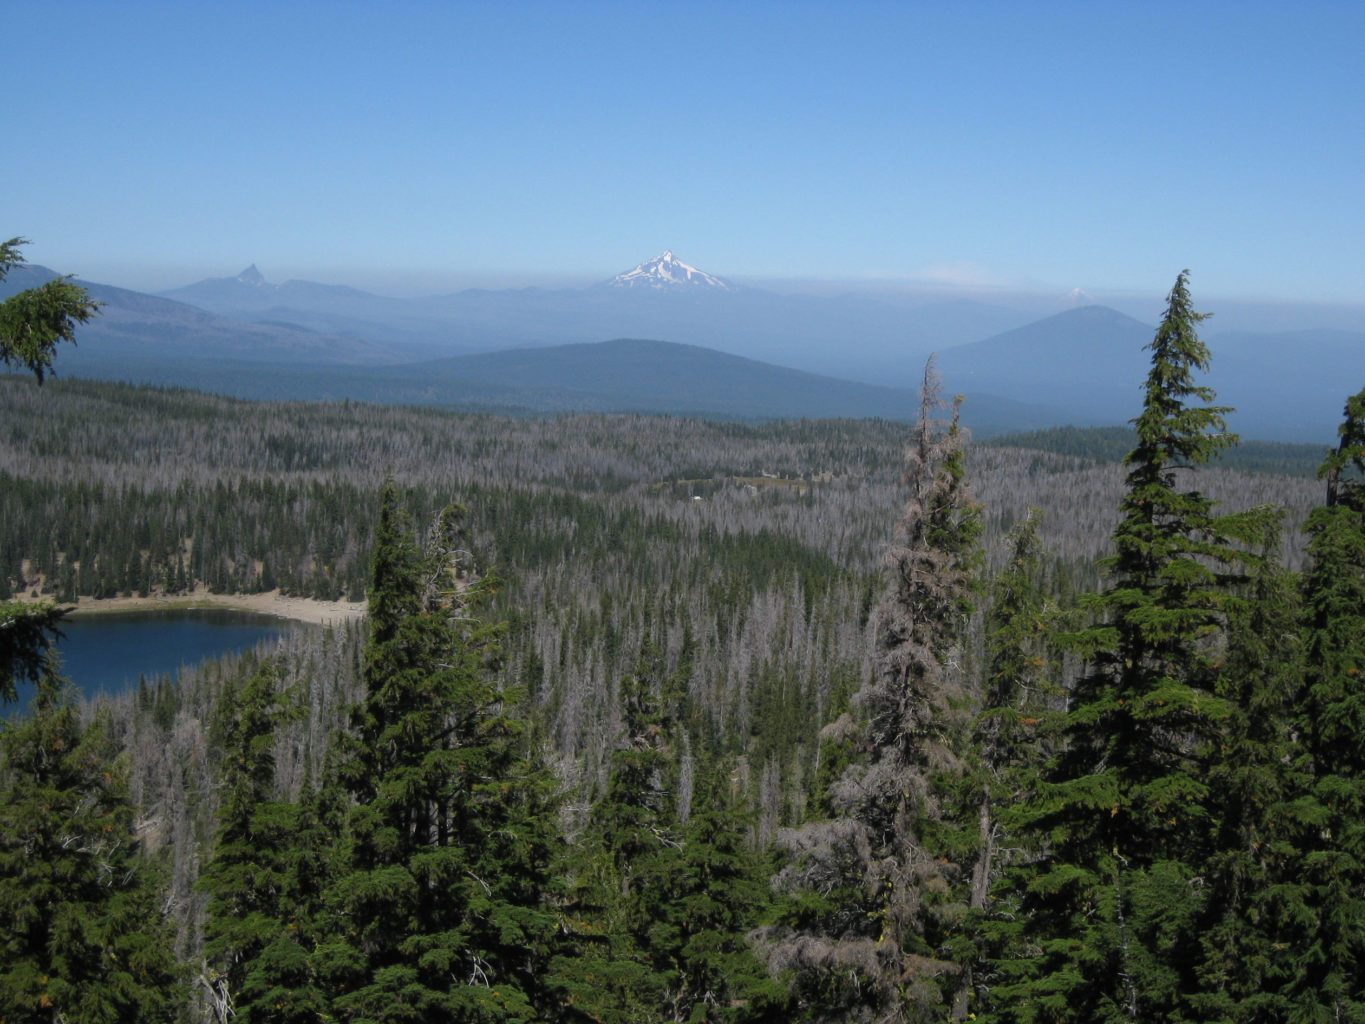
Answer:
[8,1,1363,303]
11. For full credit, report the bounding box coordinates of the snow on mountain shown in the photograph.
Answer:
[607,250,733,290]
[236,264,269,287]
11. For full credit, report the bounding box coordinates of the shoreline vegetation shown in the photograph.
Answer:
[9,586,367,626]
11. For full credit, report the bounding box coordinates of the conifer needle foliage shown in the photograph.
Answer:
[0,237,99,384]
[313,483,559,1022]
[1002,271,1246,1023]
[1286,386,1365,1020]
[756,360,984,1023]
[0,662,179,1021]
[198,659,323,1023]
[0,236,97,704]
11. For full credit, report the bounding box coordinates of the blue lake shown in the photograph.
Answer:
[44,608,295,698]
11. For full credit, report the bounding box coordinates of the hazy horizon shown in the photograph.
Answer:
[8,3,1362,313]
[31,252,1361,338]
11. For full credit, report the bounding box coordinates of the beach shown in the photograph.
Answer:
[13,588,367,627]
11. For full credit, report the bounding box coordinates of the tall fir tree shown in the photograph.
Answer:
[1285,385,1365,1019]
[1005,271,1243,1023]
[198,658,323,1024]
[755,361,983,1023]
[314,485,560,1022]
[0,660,180,1022]
[1190,505,1306,1023]
[965,510,1059,1019]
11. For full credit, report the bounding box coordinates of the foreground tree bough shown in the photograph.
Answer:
[0,236,99,383]
[0,236,99,702]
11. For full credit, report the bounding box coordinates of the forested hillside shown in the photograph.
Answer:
[2,374,1321,811]
[992,424,1330,478]
[3,276,1360,1019]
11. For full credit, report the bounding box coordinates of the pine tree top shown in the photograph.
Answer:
[1128,270,1235,473]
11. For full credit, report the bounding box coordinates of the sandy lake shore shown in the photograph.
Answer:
[11,587,367,626]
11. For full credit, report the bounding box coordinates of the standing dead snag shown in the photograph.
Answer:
[755,359,982,1023]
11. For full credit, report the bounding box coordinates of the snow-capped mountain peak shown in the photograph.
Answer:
[608,251,733,290]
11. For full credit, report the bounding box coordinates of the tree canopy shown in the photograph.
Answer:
[315,483,560,1021]
[0,237,99,384]
[6,257,1365,1022]
[0,662,180,1021]
[1,238,99,702]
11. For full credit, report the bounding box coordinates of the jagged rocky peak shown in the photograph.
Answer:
[609,250,733,290]
[235,264,268,286]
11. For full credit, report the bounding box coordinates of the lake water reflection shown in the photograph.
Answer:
[45,608,296,698]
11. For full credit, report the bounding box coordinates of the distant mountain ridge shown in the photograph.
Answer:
[0,264,389,365]
[936,305,1156,423]
[935,304,1365,441]
[161,265,406,316]
[153,260,1035,382]
[8,256,1363,441]
[41,334,1066,433]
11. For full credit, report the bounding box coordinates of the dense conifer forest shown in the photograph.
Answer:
[4,272,1365,1020]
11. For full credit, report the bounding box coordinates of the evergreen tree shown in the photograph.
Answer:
[559,645,786,1023]
[1,599,66,702]
[0,237,96,703]
[556,643,679,1024]
[315,484,559,1022]
[755,362,983,1022]
[0,660,180,1021]
[0,236,99,383]
[651,755,790,1023]
[1191,506,1306,1023]
[1285,385,1365,1019]
[964,510,1058,1018]
[1006,271,1242,1022]
[806,673,858,823]
[279,742,353,1022]
[198,658,323,1024]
